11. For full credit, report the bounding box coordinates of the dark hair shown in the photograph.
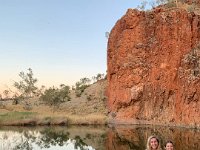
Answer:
[165,140,173,147]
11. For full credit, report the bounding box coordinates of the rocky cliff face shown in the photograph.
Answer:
[107,7,200,128]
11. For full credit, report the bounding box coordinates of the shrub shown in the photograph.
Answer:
[40,85,71,106]
[92,73,105,83]
[12,95,24,105]
[86,95,92,101]
[75,78,91,97]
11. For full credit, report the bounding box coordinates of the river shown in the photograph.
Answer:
[0,125,199,150]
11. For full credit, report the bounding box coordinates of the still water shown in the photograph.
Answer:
[0,125,199,150]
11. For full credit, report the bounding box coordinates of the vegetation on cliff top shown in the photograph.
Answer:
[138,0,200,12]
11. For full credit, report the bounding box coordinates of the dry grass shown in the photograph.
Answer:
[67,114,108,125]
[0,80,108,126]
[0,109,107,126]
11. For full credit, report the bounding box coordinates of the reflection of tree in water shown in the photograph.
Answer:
[74,135,88,150]
[85,132,107,149]
[14,140,33,150]
[36,128,70,148]
[12,128,92,150]
[12,131,37,150]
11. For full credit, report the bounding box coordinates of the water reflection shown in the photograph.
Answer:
[0,125,199,150]
[0,126,107,150]
[107,125,200,150]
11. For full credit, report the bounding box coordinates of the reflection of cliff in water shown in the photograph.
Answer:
[106,125,200,150]
[0,125,199,150]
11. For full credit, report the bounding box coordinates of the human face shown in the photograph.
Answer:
[150,137,159,150]
[165,143,173,150]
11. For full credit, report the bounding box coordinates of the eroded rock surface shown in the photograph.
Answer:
[107,7,200,127]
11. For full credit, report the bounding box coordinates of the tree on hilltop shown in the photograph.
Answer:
[75,77,91,97]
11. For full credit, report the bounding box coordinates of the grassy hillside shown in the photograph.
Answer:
[0,79,108,126]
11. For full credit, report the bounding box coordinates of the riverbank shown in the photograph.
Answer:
[0,109,107,126]
[0,80,108,126]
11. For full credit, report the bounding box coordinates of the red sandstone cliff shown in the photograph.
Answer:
[107,7,200,128]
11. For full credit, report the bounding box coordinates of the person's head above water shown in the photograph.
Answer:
[146,135,162,150]
[165,141,174,150]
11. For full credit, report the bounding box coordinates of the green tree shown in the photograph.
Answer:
[35,85,46,97]
[96,73,105,81]
[39,87,59,106]
[40,84,71,107]
[14,68,38,97]
[92,73,105,83]
[59,84,71,101]
[75,77,91,97]
[80,77,91,85]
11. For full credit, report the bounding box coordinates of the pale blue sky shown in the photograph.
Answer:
[0,0,142,91]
